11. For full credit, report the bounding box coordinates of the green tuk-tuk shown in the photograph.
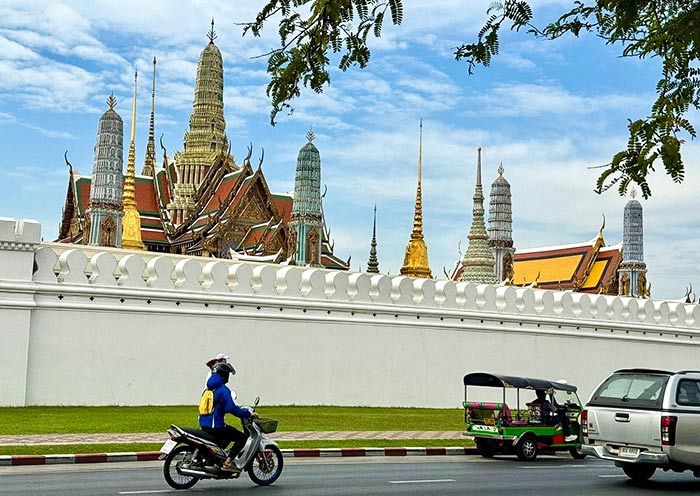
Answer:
[463,372,586,461]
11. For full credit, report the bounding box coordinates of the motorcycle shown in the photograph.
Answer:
[160,397,283,489]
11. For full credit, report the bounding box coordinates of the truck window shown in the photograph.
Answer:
[589,373,668,409]
[677,380,700,406]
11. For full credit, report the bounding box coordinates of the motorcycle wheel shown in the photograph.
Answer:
[163,445,200,490]
[247,445,284,486]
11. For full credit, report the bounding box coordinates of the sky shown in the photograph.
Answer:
[0,0,698,301]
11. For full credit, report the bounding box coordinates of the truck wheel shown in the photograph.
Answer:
[516,434,538,461]
[475,439,495,458]
[622,464,656,482]
[569,446,586,459]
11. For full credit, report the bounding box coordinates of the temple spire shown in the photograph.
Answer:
[208,18,217,43]
[121,70,145,250]
[367,204,379,273]
[142,56,156,176]
[458,146,496,283]
[400,120,432,279]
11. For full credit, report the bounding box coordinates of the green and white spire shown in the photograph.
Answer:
[289,130,323,266]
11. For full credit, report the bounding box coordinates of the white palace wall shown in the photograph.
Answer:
[1,217,700,408]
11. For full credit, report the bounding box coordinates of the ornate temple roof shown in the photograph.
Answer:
[511,229,622,293]
[487,163,513,248]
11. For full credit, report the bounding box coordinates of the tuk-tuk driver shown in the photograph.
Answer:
[532,390,577,442]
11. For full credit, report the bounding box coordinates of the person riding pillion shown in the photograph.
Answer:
[199,362,258,471]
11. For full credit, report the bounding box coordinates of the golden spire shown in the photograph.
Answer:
[121,70,145,250]
[400,120,432,279]
[107,92,117,110]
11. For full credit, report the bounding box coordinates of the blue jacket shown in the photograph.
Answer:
[198,373,252,429]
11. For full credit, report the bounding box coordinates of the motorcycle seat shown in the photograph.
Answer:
[178,426,219,445]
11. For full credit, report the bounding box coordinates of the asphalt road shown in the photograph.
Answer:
[2,456,700,495]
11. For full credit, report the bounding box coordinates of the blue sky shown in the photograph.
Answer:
[1,0,698,301]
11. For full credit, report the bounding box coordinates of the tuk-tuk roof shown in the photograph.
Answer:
[463,372,577,392]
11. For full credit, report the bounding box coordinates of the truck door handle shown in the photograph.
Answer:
[615,413,630,423]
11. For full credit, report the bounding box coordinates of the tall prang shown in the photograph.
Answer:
[121,72,145,251]
[618,190,648,297]
[458,147,497,284]
[86,93,124,247]
[488,163,514,283]
[169,20,233,225]
[400,121,432,279]
[289,130,323,266]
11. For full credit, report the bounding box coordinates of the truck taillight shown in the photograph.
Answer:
[582,409,588,437]
[661,415,677,446]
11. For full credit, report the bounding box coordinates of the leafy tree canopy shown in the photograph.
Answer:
[245,0,700,198]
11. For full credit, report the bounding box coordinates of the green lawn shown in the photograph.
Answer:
[0,406,465,435]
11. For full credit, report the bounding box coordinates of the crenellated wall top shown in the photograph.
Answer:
[1,217,698,330]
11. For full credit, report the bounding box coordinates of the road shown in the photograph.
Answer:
[2,455,699,495]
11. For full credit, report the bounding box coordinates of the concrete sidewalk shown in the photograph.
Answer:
[0,431,466,446]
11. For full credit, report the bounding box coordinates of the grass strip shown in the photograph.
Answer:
[0,439,473,456]
[0,406,465,435]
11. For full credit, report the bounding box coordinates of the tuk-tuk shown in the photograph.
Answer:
[463,372,586,461]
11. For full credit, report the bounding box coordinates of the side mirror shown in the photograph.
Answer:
[254,396,260,407]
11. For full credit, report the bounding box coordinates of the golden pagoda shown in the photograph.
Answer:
[400,121,432,279]
[121,71,145,250]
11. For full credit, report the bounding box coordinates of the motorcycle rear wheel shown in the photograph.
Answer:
[247,445,284,486]
[163,445,200,490]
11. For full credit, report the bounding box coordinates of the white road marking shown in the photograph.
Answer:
[118,490,195,495]
[389,479,456,484]
[518,465,589,469]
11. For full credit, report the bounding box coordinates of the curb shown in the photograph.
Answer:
[0,447,478,466]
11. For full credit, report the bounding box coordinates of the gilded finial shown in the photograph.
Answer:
[107,93,116,110]
[307,128,315,142]
[208,18,217,43]
[630,188,637,199]
[498,162,504,176]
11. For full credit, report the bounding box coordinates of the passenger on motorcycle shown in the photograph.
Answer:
[199,362,258,472]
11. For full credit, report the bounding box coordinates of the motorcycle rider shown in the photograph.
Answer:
[199,362,258,471]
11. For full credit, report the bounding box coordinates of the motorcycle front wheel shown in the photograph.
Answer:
[163,445,200,490]
[248,445,284,486]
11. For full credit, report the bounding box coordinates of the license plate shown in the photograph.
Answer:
[160,439,177,454]
[618,446,640,458]
[472,425,498,433]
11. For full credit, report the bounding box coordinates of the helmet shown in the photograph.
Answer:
[212,362,236,384]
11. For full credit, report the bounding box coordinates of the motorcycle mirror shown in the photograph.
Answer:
[254,396,260,406]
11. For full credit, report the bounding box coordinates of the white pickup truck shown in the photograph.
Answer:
[581,368,700,481]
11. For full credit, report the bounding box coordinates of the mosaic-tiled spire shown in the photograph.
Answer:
[142,56,156,176]
[458,147,496,284]
[618,189,648,297]
[170,20,230,225]
[290,130,323,266]
[400,121,432,279]
[87,93,124,247]
[367,205,379,274]
[488,163,515,282]
[121,71,145,250]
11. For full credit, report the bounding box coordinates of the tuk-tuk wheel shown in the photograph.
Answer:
[516,434,538,461]
[475,439,495,458]
[569,446,586,460]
